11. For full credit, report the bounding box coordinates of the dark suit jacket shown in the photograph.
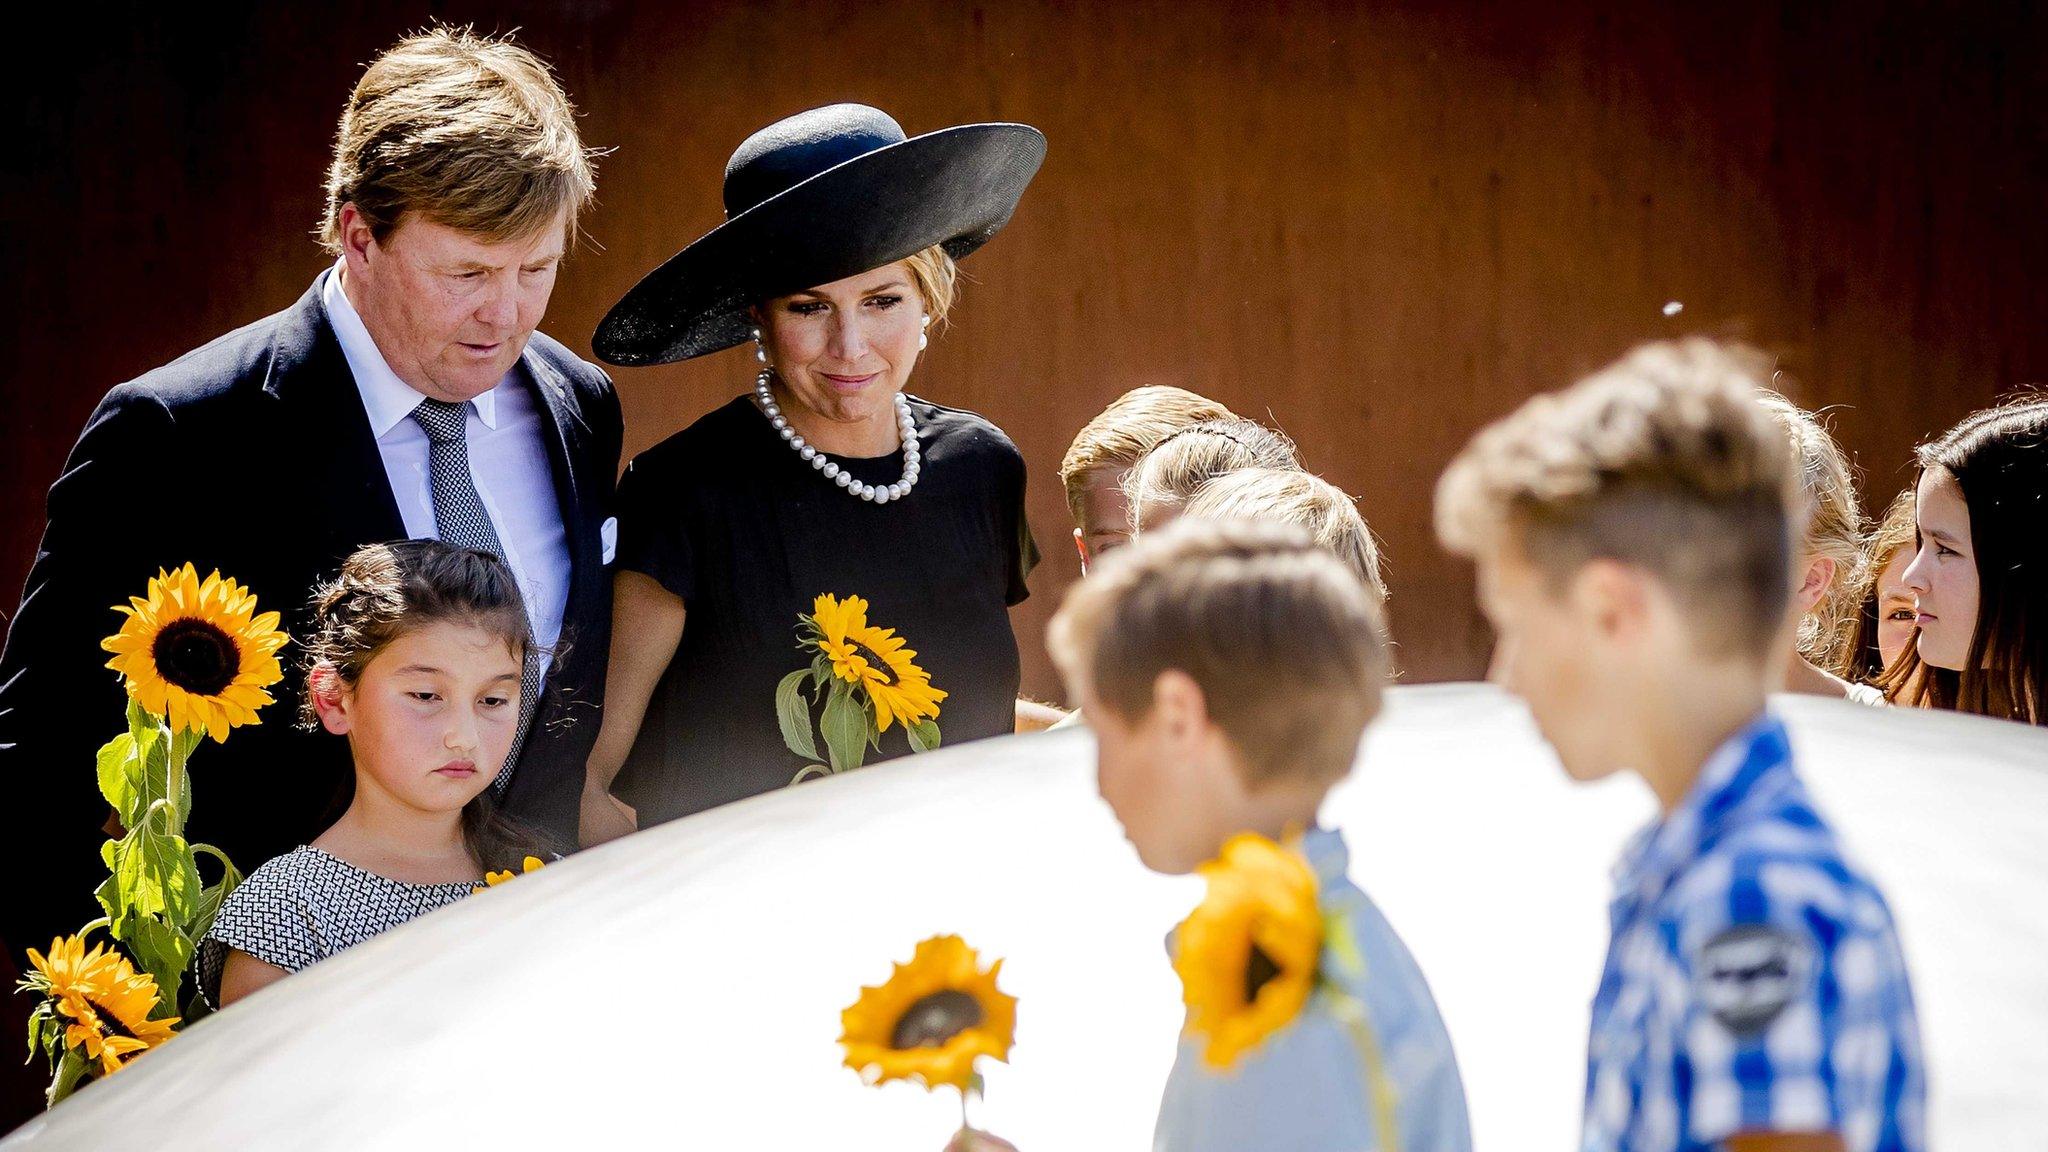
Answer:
[0,275,621,953]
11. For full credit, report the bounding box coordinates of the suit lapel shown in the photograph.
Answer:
[519,349,594,650]
[261,276,407,558]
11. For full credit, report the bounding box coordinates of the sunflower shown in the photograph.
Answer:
[840,935,1016,1093]
[1173,833,1324,1068]
[25,936,179,1077]
[102,564,290,743]
[808,594,947,732]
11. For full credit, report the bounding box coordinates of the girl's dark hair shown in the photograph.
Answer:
[1884,400,2048,724]
[303,539,557,866]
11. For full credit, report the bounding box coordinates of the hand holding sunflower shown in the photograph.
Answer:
[778,593,947,783]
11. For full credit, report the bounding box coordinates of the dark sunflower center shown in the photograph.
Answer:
[85,997,136,1042]
[848,638,898,687]
[151,618,240,696]
[890,989,984,1050]
[1244,943,1282,1006]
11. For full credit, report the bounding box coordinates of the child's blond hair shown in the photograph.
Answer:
[1059,386,1238,527]
[1124,419,1300,531]
[1756,389,1865,668]
[1182,468,1387,604]
[1434,338,1799,659]
[1049,519,1388,787]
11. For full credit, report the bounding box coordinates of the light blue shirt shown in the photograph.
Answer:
[321,263,570,672]
[1155,827,1472,1152]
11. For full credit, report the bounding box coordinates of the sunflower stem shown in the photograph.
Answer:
[45,1048,89,1109]
[162,721,190,838]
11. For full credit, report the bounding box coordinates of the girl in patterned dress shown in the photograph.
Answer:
[199,539,550,1008]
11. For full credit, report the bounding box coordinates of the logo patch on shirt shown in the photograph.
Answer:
[1694,924,1813,1037]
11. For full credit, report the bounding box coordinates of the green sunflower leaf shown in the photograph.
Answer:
[775,669,822,762]
[189,844,244,945]
[96,733,139,824]
[907,719,942,754]
[118,913,191,1015]
[821,682,869,773]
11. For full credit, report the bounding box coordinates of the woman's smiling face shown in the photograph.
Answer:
[1901,466,1981,671]
[756,261,926,437]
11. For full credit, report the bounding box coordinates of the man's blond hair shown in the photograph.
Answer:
[1049,519,1389,787]
[1124,419,1301,531]
[1434,338,1799,659]
[320,27,598,252]
[1059,387,1238,525]
[1183,468,1387,604]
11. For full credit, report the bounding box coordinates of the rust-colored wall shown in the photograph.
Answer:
[5,2,2044,702]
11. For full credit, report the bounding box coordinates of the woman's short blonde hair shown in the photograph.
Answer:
[1757,389,1865,668]
[1182,468,1387,604]
[320,27,598,252]
[902,244,960,326]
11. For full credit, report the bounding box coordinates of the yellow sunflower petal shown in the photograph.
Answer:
[839,934,1015,1092]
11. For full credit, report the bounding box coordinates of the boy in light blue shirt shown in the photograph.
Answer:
[1048,519,1471,1152]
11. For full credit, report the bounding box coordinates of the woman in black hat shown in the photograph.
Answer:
[580,104,1046,842]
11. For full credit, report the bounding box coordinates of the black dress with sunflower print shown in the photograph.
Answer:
[611,394,1037,825]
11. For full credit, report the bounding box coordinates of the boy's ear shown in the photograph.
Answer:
[307,663,353,736]
[1572,559,1653,644]
[1073,527,1091,574]
[1150,669,1209,738]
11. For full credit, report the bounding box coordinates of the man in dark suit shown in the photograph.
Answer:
[0,28,619,982]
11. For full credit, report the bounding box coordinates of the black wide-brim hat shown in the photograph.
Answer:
[593,104,1046,367]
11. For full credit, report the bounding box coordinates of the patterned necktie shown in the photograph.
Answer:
[409,397,543,793]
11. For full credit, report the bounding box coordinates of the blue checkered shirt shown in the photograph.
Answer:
[1584,715,1925,1152]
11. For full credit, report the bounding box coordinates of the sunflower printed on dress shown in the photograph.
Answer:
[476,855,546,892]
[840,934,1016,1097]
[777,593,948,782]
[101,563,290,743]
[811,594,947,732]
[1173,833,1324,1068]
[19,935,180,1078]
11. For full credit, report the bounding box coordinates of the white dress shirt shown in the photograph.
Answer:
[321,263,569,674]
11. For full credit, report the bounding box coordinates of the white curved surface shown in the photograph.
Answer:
[6,684,2045,1150]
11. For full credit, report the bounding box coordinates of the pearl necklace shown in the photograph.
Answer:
[754,371,922,504]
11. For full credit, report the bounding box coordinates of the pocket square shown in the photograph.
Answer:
[600,516,618,565]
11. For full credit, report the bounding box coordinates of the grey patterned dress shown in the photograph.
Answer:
[197,846,474,1008]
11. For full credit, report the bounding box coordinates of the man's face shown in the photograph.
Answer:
[1073,467,1133,574]
[1475,539,1629,785]
[341,205,568,402]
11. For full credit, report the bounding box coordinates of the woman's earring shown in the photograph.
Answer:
[918,314,930,351]
[752,326,768,364]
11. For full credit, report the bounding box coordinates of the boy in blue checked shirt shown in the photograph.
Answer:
[1435,339,1925,1152]
[1041,518,1468,1152]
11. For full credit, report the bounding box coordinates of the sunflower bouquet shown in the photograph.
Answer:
[1173,833,1399,1147]
[16,564,287,1106]
[778,593,947,784]
[840,935,1016,1129]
